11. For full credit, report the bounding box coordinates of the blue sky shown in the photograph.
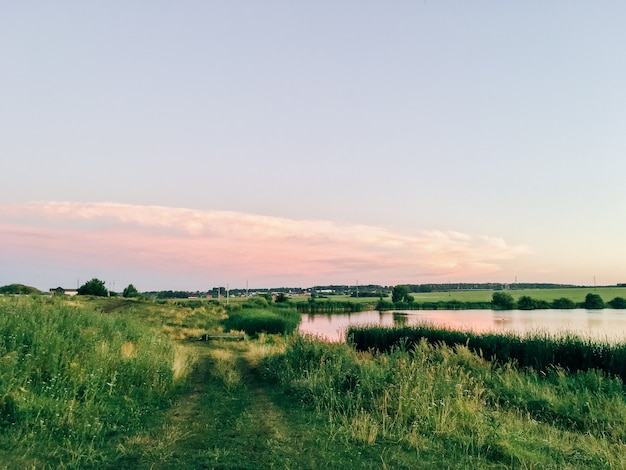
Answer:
[2,2,625,291]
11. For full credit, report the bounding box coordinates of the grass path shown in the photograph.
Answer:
[112,341,397,470]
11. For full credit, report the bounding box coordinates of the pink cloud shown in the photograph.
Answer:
[0,201,529,287]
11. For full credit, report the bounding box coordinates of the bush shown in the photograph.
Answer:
[552,297,576,309]
[223,308,300,336]
[584,293,604,309]
[608,297,626,309]
[492,292,514,310]
[517,295,535,310]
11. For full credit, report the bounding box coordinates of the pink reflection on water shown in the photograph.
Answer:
[299,310,626,343]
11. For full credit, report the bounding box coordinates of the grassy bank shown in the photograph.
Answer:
[223,306,300,336]
[348,324,626,380]
[262,334,626,468]
[5,294,626,468]
[0,296,194,468]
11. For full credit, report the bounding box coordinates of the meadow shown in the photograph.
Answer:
[282,287,620,302]
[287,286,626,311]
[2,293,626,468]
[405,287,626,304]
[0,296,195,468]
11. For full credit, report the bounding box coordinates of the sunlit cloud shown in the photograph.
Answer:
[0,201,529,288]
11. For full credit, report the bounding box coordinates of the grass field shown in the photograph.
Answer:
[409,287,626,304]
[3,294,626,468]
[295,287,626,306]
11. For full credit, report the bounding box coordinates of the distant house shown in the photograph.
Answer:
[50,287,78,296]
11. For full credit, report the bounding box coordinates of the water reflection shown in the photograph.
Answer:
[298,309,626,343]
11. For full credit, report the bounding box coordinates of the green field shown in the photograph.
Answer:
[301,287,626,306]
[3,294,626,468]
[410,287,626,304]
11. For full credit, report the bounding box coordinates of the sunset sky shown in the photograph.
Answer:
[2,2,626,291]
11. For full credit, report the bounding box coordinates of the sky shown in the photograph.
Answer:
[2,2,626,292]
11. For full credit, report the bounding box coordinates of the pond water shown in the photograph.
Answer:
[298,309,626,343]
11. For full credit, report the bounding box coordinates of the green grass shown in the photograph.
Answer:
[84,296,228,340]
[223,306,300,336]
[284,288,626,305]
[5,294,626,468]
[0,296,192,468]
[407,287,626,304]
[262,334,626,468]
[348,324,626,380]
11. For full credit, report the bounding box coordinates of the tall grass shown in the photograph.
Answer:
[0,296,190,468]
[261,334,626,467]
[296,300,366,313]
[348,324,626,380]
[223,307,300,336]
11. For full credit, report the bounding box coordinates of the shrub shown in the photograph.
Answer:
[492,292,514,310]
[584,293,604,309]
[552,297,576,309]
[223,308,299,336]
[608,297,626,309]
[517,296,535,310]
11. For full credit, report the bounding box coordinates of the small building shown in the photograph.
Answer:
[50,287,78,296]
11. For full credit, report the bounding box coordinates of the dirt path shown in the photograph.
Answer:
[113,341,337,470]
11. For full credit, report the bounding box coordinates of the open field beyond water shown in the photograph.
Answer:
[2,294,626,468]
[297,287,626,305]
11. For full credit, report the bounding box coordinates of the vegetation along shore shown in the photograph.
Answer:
[2,284,626,468]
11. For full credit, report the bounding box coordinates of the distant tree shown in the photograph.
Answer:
[517,295,536,310]
[491,292,514,310]
[77,278,108,297]
[584,293,604,309]
[122,284,140,298]
[392,285,413,303]
[552,297,576,309]
[607,297,626,309]
[275,292,289,303]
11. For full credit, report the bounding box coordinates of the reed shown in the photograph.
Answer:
[347,324,626,380]
[223,307,300,336]
[261,333,626,467]
[296,300,365,313]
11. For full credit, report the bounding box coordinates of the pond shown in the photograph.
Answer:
[298,309,626,343]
